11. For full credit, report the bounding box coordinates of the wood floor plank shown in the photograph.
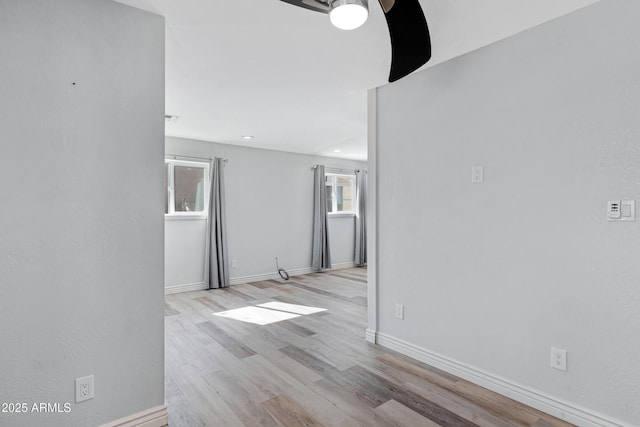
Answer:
[277,319,317,337]
[374,399,440,427]
[533,419,573,427]
[193,295,227,311]
[286,281,367,307]
[165,371,206,427]
[308,378,397,427]
[281,345,394,410]
[402,380,514,427]
[165,302,180,316]
[343,364,476,427]
[299,338,359,371]
[170,364,245,426]
[240,337,324,386]
[246,280,271,289]
[204,369,278,427]
[196,321,256,359]
[218,287,258,302]
[280,345,339,377]
[349,295,368,306]
[261,394,325,427]
[244,355,347,425]
[378,352,463,384]
[327,272,368,284]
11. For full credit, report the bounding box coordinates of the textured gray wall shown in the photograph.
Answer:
[0,0,165,425]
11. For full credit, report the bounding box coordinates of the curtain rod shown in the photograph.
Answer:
[311,164,362,173]
[166,154,228,163]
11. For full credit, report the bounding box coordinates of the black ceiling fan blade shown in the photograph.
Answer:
[381,0,431,82]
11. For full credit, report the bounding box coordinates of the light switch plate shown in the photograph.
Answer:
[471,165,484,184]
[620,200,635,221]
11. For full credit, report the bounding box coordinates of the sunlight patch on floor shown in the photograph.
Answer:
[257,302,327,315]
[213,302,327,325]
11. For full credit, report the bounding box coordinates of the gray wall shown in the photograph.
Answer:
[375,1,639,424]
[165,136,366,287]
[0,1,165,426]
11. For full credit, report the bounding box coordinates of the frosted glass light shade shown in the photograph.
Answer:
[329,0,368,30]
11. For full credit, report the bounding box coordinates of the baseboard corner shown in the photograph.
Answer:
[365,328,377,344]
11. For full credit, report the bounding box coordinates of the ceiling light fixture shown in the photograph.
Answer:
[333,149,341,153]
[242,135,254,140]
[329,0,368,31]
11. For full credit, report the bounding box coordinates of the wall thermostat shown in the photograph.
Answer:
[608,200,635,221]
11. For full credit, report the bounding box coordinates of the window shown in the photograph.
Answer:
[325,173,355,214]
[165,159,209,216]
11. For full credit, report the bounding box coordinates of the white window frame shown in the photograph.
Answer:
[165,159,210,219]
[325,172,355,216]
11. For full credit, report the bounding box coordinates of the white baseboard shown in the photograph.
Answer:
[332,261,358,270]
[229,267,314,285]
[365,328,377,344]
[229,262,357,285]
[100,405,167,427]
[376,332,631,427]
[164,263,359,291]
[165,282,206,295]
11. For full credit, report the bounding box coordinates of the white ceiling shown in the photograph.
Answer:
[114,0,598,161]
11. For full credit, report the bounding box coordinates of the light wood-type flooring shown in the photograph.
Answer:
[165,268,574,427]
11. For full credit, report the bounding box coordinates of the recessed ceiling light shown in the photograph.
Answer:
[333,149,341,153]
[242,135,254,140]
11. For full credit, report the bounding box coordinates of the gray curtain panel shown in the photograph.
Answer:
[208,158,230,289]
[312,165,331,271]
[355,169,367,266]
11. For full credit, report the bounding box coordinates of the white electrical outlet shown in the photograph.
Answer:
[75,375,94,403]
[550,347,567,371]
[231,259,238,268]
[471,165,484,184]
[395,304,404,320]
